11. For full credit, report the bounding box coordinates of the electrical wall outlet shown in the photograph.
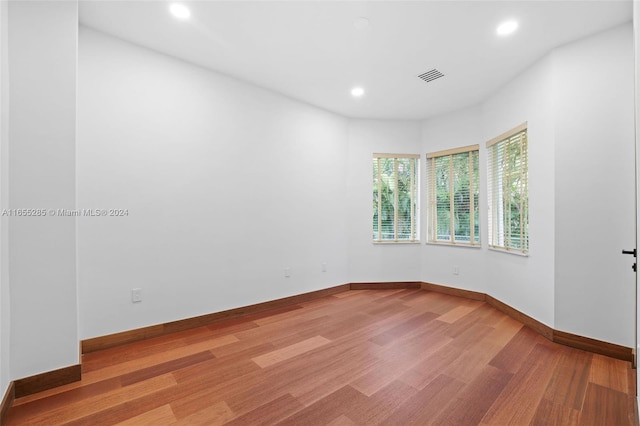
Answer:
[131,288,142,303]
[284,267,291,278]
[321,262,327,272]
[453,266,460,275]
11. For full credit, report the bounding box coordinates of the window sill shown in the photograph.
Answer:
[426,242,482,249]
[488,246,529,257]
[373,240,421,245]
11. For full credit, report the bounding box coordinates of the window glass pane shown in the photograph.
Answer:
[379,158,396,240]
[487,128,528,253]
[453,152,471,243]
[427,147,479,245]
[472,150,480,243]
[372,159,380,240]
[372,155,419,242]
[396,158,413,240]
[435,155,451,241]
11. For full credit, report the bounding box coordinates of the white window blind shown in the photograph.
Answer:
[487,123,529,254]
[372,154,419,242]
[427,145,480,245]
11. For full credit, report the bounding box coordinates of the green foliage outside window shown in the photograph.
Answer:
[488,128,528,253]
[428,149,479,244]
[373,156,418,242]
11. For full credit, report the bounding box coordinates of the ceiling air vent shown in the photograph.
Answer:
[418,69,444,83]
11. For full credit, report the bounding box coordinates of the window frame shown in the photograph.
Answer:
[486,122,529,255]
[372,153,420,244]
[426,144,480,247]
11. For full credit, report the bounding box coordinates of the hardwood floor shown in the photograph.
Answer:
[5,289,638,425]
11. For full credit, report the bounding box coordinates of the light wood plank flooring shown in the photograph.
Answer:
[6,289,638,425]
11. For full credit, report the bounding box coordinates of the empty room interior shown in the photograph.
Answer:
[1,0,640,424]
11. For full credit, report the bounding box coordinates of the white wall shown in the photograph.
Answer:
[77,28,349,339]
[422,56,554,326]
[420,56,557,328]
[347,119,422,282]
[0,0,10,399]
[481,53,557,328]
[7,1,79,379]
[633,0,640,392]
[554,24,635,346]
[419,23,635,346]
[421,106,487,293]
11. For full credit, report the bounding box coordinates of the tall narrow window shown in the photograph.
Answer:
[487,123,528,254]
[427,145,480,245]
[372,154,419,242]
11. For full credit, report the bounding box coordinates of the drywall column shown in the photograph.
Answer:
[554,24,635,347]
[8,1,78,379]
[634,0,640,393]
[0,0,10,397]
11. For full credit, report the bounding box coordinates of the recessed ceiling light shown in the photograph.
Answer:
[496,20,518,36]
[354,17,370,30]
[351,87,365,97]
[170,3,191,20]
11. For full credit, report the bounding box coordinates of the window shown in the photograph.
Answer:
[487,123,528,254]
[372,154,419,242]
[427,145,480,245]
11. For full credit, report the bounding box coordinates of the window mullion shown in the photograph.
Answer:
[377,158,382,241]
[427,158,438,241]
[519,134,524,250]
[394,158,399,241]
[504,144,511,249]
[469,151,474,245]
[449,155,454,243]
[410,158,415,241]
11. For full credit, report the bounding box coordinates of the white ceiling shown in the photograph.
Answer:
[79,1,633,120]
